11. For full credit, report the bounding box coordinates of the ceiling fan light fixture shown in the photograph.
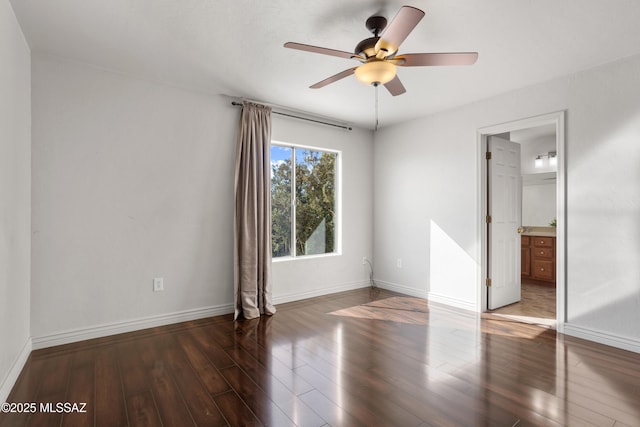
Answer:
[354,61,396,86]
[284,5,477,96]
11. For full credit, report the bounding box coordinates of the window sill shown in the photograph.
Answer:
[272,252,342,263]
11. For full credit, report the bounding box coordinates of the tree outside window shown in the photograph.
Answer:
[271,144,338,258]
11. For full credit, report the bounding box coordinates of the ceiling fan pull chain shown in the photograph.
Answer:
[374,83,379,131]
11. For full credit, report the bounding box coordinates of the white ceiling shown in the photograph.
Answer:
[10,0,640,129]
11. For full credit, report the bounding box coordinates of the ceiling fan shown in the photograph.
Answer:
[284,6,478,96]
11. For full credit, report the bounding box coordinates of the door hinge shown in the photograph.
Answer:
[486,151,492,160]
[486,215,492,224]
[486,278,492,287]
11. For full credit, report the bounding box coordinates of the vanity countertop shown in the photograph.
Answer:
[521,226,556,237]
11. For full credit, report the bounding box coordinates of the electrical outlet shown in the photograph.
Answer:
[397,258,402,268]
[362,256,367,265]
[153,277,164,292]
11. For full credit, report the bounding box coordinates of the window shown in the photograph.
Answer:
[271,143,340,259]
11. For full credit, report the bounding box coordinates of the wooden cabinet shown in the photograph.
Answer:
[521,235,555,283]
[521,236,531,278]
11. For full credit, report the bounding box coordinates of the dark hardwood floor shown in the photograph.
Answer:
[2,288,639,426]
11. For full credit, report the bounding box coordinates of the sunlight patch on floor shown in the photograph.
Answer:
[328,296,430,325]
[488,312,556,328]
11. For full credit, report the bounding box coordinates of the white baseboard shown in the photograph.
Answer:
[374,280,427,299]
[0,337,32,403]
[32,304,234,350]
[427,292,477,312]
[273,280,370,305]
[562,323,640,354]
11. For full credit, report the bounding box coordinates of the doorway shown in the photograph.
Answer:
[477,112,566,331]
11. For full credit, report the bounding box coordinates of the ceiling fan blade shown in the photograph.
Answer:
[375,6,425,58]
[310,67,357,89]
[396,52,478,66]
[384,75,406,96]
[284,42,362,60]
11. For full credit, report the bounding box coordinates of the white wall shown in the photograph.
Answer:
[374,53,640,343]
[373,112,479,302]
[31,54,373,344]
[30,55,237,343]
[0,0,31,401]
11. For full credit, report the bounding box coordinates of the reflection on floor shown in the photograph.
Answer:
[488,281,556,327]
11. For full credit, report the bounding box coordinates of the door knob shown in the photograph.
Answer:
[517,227,525,234]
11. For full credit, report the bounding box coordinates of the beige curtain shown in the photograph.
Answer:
[234,101,276,320]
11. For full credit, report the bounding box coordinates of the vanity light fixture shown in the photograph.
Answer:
[534,155,544,168]
[534,151,557,169]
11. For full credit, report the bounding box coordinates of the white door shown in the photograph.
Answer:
[487,136,522,309]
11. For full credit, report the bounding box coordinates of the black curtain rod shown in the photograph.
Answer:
[231,101,352,131]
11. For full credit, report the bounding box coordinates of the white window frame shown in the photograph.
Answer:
[271,140,342,261]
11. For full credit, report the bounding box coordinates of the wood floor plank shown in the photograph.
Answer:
[61,353,94,427]
[200,323,237,350]
[257,379,326,427]
[37,353,71,398]
[188,326,236,368]
[213,391,263,427]
[26,391,65,427]
[219,365,295,427]
[94,347,128,427]
[175,332,232,396]
[157,334,228,426]
[126,391,161,427]
[116,340,149,397]
[298,389,364,427]
[142,338,196,427]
